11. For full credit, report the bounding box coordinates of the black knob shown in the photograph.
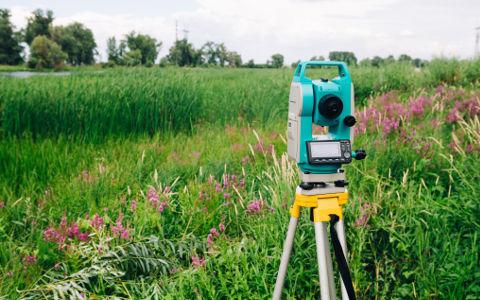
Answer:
[334,180,348,187]
[354,149,367,160]
[300,182,314,190]
[343,115,356,127]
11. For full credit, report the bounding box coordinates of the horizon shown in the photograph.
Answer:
[4,0,480,64]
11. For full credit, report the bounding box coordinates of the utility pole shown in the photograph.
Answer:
[183,28,189,40]
[475,26,480,58]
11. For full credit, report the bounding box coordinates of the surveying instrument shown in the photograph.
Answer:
[273,61,366,300]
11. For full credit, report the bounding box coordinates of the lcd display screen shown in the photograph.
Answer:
[310,142,341,158]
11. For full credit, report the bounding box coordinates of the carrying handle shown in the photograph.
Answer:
[294,61,351,82]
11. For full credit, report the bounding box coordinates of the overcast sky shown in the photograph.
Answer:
[5,0,480,63]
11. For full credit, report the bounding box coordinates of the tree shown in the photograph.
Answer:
[201,41,218,65]
[28,35,66,69]
[124,32,161,65]
[371,56,384,67]
[328,51,357,66]
[106,37,120,64]
[270,53,284,68]
[0,9,23,65]
[216,43,228,67]
[25,9,54,45]
[245,59,255,68]
[226,51,242,67]
[51,22,96,65]
[167,38,200,67]
[122,49,142,66]
[398,54,412,63]
[310,55,325,61]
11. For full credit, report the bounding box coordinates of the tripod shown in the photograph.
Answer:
[273,184,355,300]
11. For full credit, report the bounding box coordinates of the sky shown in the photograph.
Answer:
[4,0,480,63]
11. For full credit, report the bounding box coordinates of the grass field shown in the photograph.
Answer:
[0,61,479,299]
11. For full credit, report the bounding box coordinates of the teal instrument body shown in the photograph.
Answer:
[287,61,356,174]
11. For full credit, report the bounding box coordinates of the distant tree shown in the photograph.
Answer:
[122,49,142,66]
[167,38,200,67]
[359,58,372,67]
[28,35,66,69]
[245,59,255,68]
[201,41,218,65]
[226,51,242,67]
[25,9,54,45]
[398,54,412,63]
[310,55,325,61]
[216,43,228,67]
[123,32,161,65]
[51,22,96,65]
[328,51,357,66]
[270,53,284,68]
[0,9,24,65]
[412,58,427,68]
[371,56,384,67]
[106,37,121,64]
[291,60,301,68]
[384,55,395,64]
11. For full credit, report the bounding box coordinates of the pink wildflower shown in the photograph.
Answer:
[67,222,79,238]
[210,227,220,238]
[219,223,226,232]
[22,255,37,266]
[207,233,214,245]
[354,203,372,227]
[466,144,474,153]
[215,183,222,193]
[163,186,171,194]
[147,187,159,205]
[43,227,63,243]
[130,200,137,212]
[90,214,104,229]
[77,232,89,242]
[0,201,4,209]
[208,175,215,185]
[120,229,129,240]
[247,200,263,214]
[158,201,168,213]
[111,214,125,237]
[241,156,250,165]
[223,192,230,199]
[191,255,206,268]
[239,179,246,189]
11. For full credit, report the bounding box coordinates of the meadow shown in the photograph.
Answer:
[0,60,479,299]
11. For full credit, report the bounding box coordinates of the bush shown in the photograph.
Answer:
[28,35,67,70]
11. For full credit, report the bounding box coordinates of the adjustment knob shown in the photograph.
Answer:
[353,149,367,160]
[343,115,356,127]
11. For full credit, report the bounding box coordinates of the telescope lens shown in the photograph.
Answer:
[318,95,343,119]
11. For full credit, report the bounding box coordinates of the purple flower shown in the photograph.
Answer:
[90,214,104,229]
[191,255,206,268]
[215,183,222,193]
[130,200,137,212]
[22,255,37,266]
[207,233,214,245]
[158,201,168,213]
[219,223,226,232]
[247,200,263,214]
[223,192,230,199]
[77,232,89,242]
[210,227,220,238]
[67,222,79,238]
[147,187,159,205]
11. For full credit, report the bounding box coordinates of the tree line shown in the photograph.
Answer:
[0,8,427,70]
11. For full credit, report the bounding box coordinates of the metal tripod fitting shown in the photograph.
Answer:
[273,189,350,300]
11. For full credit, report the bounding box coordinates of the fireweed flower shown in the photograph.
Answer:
[247,200,263,214]
[77,232,89,242]
[207,234,214,245]
[67,222,80,238]
[210,227,220,238]
[130,200,137,212]
[219,223,226,232]
[215,183,222,193]
[90,214,104,229]
[147,187,159,205]
[158,201,168,213]
[191,255,206,268]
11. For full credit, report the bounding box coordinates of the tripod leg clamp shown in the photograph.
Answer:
[290,192,348,222]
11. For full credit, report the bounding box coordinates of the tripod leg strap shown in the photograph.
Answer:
[329,214,356,300]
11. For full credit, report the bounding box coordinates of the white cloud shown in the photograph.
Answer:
[7,0,480,63]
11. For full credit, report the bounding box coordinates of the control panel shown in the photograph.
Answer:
[306,140,352,165]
